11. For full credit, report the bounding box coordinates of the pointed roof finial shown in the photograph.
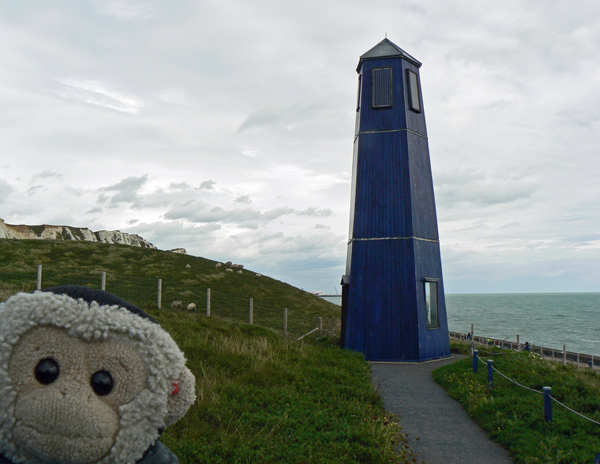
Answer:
[357,37,422,71]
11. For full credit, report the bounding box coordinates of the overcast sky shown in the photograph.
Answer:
[1,1,599,294]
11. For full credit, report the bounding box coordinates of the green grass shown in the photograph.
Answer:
[0,238,339,338]
[0,239,415,463]
[153,311,412,463]
[433,343,600,463]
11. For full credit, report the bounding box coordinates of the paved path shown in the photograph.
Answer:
[371,356,514,464]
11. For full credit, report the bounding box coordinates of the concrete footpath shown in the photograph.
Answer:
[371,356,514,464]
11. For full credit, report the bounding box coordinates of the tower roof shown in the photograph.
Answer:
[357,38,421,71]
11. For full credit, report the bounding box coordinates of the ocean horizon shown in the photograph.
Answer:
[322,292,600,356]
[446,292,600,357]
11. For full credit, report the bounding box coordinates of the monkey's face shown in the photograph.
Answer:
[8,326,148,464]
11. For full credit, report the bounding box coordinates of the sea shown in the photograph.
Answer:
[321,293,600,357]
[446,293,600,357]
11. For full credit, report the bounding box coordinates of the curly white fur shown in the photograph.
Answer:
[0,291,195,464]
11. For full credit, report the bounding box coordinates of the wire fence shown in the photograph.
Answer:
[0,266,331,339]
[472,349,600,427]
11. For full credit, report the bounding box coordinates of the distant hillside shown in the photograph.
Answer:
[0,218,156,248]
[0,238,340,338]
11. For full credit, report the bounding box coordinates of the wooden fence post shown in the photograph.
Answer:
[37,264,42,290]
[517,334,520,351]
[101,272,106,291]
[563,345,566,365]
[157,279,162,309]
[284,308,288,336]
[318,317,323,330]
[207,288,211,317]
[249,298,253,324]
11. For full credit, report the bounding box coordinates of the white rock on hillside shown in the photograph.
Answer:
[0,218,157,249]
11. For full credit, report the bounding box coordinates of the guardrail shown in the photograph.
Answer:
[450,330,598,369]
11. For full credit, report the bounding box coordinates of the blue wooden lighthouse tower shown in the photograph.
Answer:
[341,38,450,362]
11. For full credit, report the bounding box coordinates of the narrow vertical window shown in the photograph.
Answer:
[406,69,421,113]
[425,280,439,327]
[372,67,392,108]
[356,75,362,111]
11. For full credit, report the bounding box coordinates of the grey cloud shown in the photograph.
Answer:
[126,221,222,252]
[164,203,296,228]
[87,207,103,214]
[198,180,216,190]
[235,195,252,204]
[99,174,149,206]
[297,207,333,217]
[0,179,13,203]
[563,233,600,246]
[435,168,539,208]
[95,0,156,20]
[52,79,144,114]
[27,185,44,196]
[169,182,191,191]
[33,170,62,180]
[237,103,327,133]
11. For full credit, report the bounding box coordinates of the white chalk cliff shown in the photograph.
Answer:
[0,218,156,249]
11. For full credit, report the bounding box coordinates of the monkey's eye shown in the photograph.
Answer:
[91,370,114,396]
[35,358,60,385]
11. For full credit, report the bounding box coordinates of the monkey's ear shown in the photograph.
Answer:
[164,366,196,427]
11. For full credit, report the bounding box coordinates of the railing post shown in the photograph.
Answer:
[471,323,474,342]
[488,359,494,388]
[37,264,42,290]
[470,341,475,356]
[563,345,566,365]
[318,317,323,330]
[284,308,288,336]
[207,288,211,317]
[249,298,253,324]
[101,272,106,291]
[543,386,552,422]
[157,279,162,309]
[517,334,520,351]
[592,355,595,370]
[473,350,479,374]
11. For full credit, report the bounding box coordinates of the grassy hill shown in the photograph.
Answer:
[0,238,339,338]
[0,239,416,463]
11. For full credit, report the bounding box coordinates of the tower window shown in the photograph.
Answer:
[356,75,362,111]
[406,69,421,113]
[372,67,392,108]
[424,280,439,328]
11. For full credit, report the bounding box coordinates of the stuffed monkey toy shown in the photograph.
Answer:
[0,286,196,464]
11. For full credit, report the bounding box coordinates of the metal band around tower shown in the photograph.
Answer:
[357,128,427,139]
[348,236,439,244]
